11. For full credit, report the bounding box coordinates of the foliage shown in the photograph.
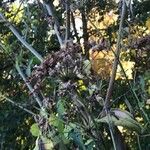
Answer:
[0,0,150,149]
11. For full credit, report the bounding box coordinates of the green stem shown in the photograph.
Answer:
[2,95,35,116]
[0,12,43,62]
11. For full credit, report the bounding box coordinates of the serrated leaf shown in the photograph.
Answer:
[30,123,40,137]
[51,135,61,145]
[64,123,86,149]
[49,114,58,126]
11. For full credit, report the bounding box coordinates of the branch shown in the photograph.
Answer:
[65,0,71,45]
[11,0,24,23]
[104,0,126,109]
[0,12,43,62]
[43,1,63,47]
[2,95,36,116]
[102,2,127,149]
[80,6,89,56]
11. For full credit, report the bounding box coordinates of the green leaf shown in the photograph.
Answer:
[33,136,54,150]
[26,59,33,77]
[69,129,86,150]
[49,114,64,133]
[83,59,91,75]
[60,133,70,144]
[88,84,97,96]
[64,123,77,139]
[30,123,40,137]
[57,100,65,116]
[40,107,48,118]
[85,139,95,150]
[33,137,40,150]
[41,136,54,150]
[64,123,86,150]
[96,109,143,134]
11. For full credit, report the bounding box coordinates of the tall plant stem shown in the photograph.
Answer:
[104,0,126,108]
[103,1,127,149]
[0,12,43,62]
[65,0,70,44]
[2,95,36,116]
[80,6,89,56]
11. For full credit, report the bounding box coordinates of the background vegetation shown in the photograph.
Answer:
[0,0,150,149]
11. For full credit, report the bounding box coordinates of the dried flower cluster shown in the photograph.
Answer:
[29,42,104,123]
[131,35,150,74]
[30,43,84,92]
[132,35,150,50]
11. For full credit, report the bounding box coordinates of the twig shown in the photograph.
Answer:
[0,12,43,62]
[11,0,24,23]
[2,95,36,116]
[137,134,142,150]
[87,16,103,37]
[140,134,150,137]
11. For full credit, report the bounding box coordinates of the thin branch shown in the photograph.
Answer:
[108,114,117,150]
[0,12,43,62]
[65,0,71,45]
[11,0,24,23]
[2,95,36,116]
[137,134,142,150]
[101,1,127,149]
[104,0,126,109]
[15,60,43,108]
[80,6,89,55]
[140,134,150,137]
[43,1,63,47]
[87,15,103,37]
